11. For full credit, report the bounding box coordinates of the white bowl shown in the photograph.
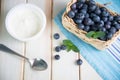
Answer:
[5,4,46,42]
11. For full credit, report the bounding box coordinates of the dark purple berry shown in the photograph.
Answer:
[102,11,109,17]
[54,55,60,60]
[102,17,108,22]
[96,20,104,27]
[76,59,83,65]
[71,3,77,10]
[90,13,97,18]
[114,16,120,21]
[60,45,67,50]
[109,27,117,34]
[89,4,97,12]
[115,24,120,30]
[78,24,84,29]
[85,13,89,18]
[75,13,85,20]
[74,19,82,24]
[94,8,101,15]
[84,18,93,26]
[92,15,100,22]
[108,15,114,21]
[76,2,83,9]
[55,46,61,52]
[82,4,88,9]
[68,10,75,18]
[106,32,113,40]
[84,26,90,32]
[79,9,87,14]
[105,24,111,29]
[99,27,106,32]
[54,33,60,39]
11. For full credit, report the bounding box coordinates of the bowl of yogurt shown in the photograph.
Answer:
[5,4,46,41]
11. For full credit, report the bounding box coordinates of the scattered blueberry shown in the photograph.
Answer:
[54,55,60,60]
[76,59,83,65]
[54,33,60,39]
[60,45,67,50]
[68,10,75,18]
[55,46,61,52]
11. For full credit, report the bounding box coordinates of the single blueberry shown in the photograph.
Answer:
[60,45,67,50]
[78,24,85,29]
[114,16,120,21]
[90,13,97,18]
[115,24,120,30]
[102,11,109,17]
[85,13,89,18]
[54,55,60,60]
[96,20,104,27]
[75,13,85,20]
[79,9,87,14]
[106,32,113,40]
[108,15,114,21]
[89,4,97,11]
[82,4,88,10]
[102,17,108,22]
[68,10,75,18]
[74,19,82,24]
[71,3,77,10]
[92,15,100,22]
[109,27,117,34]
[99,27,106,32]
[76,2,83,9]
[112,21,118,26]
[76,59,83,65]
[100,7,107,11]
[54,33,60,39]
[87,0,96,5]
[94,8,101,15]
[83,18,93,26]
[55,46,61,52]
[84,26,90,32]
[105,24,111,29]
[73,9,78,13]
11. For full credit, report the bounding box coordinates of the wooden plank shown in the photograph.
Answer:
[52,0,79,80]
[80,56,102,80]
[24,0,52,80]
[0,0,25,80]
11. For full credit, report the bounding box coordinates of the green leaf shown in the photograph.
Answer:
[63,39,79,52]
[86,31,95,38]
[95,31,105,38]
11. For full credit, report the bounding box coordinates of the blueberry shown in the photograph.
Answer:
[109,27,117,34]
[112,21,118,26]
[60,45,67,50]
[106,32,113,40]
[108,15,114,21]
[73,9,78,13]
[79,9,87,14]
[106,21,111,25]
[99,36,107,41]
[76,2,83,9]
[89,4,97,12]
[115,24,120,30]
[82,4,88,9]
[99,27,106,32]
[114,16,120,21]
[87,0,96,5]
[76,59,83,65]
[55,46,61,52]
[85,13,89,18]
[96,20,104,27]
[100,7,107,11]
[102,17,108,22]
[84,26,90,32]
[75,13,85,20]
[78,24,85,29]
[90,13,97,17]
[77,0,86,3]
[105,24,111,29]
[102,11,109,17]
[71,3,77,10]
[74,19,82,24]
[54,55,60,60]
[68,10,75,18]
[92,15,100,22]
[83,18,93,26]
[54,33,60,39]
[94,8,101,15]
[91,25,98,31]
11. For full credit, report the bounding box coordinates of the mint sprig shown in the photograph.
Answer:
[86,31,105,39]
[63,40,79,52]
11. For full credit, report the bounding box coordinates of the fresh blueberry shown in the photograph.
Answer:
[73,9,78,13]
[76,2,83,9]
[75,13,85,20]
[54,33,60,39]
[82,4,88,10]
[77,0,86,3]
[74,19,82,24]
[96,20,104,27]
[83,18,93,26]
[106,21,111,25]
[71,3,77,10]
[54,55,60,60]
[94,8,101,15]
[105,24,111,29]
[102,11,109,17]
[85,13,89,18]
[60,45,67,50]
[115,23,120,30]
[112,21,118,26]
[78,24,85,29]
[99,27,106,32]
[108,15,114,21]
[100,7,107,11]
[90,13,97,17]
[90,25,98,31]
[88,4,97,12]
[114,16,120,21]
[109,27,117,34]
[106,32,113,40]
[87,0,96,5]
[84,26,90,32]
[68,10,75,18]
[79,9,87,14]
[99,36,107,41]
[76,59,83,65]
[55,46,61,52]
[102,17,108,22]
[92,15,100,22]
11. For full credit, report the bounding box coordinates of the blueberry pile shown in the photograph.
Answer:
[67,0,120,41]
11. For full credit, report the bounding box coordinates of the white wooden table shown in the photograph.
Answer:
[0,0,102,80]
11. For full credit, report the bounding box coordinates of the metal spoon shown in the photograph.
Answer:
[0,44,48,71]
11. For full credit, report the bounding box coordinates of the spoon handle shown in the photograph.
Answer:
[0,44,28,60]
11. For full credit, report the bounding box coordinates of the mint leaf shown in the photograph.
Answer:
[63,39,79,53]
[86,31,105,39]
[86,31,95,38]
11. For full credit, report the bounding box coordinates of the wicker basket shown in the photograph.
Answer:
[62,0,120,50]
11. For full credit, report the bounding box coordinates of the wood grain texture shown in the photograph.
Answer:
[0,0,25,80]
[24,0,52,80]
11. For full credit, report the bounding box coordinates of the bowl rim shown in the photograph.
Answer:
[5,3,46,42]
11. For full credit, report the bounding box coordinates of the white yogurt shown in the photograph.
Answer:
[5,4,46,41]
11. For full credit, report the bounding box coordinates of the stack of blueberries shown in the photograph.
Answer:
[67,0,120,41]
